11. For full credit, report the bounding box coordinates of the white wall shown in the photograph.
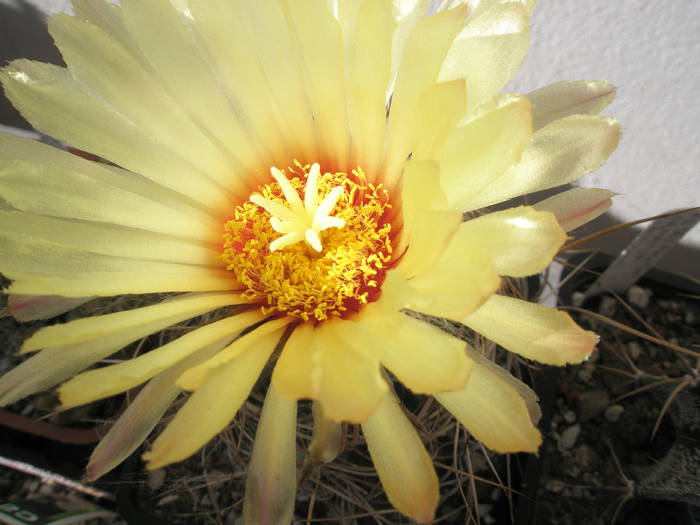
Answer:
[508,1,700,263]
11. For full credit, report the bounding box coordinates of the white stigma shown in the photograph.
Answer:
[250,163,346,252]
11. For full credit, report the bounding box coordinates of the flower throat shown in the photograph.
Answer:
[221,162,393,322]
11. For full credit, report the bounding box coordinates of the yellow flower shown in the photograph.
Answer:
[0,0,620,522]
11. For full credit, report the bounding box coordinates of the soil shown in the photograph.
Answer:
[532,262,700,525]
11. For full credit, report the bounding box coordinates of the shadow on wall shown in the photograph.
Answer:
[0,0,64,130]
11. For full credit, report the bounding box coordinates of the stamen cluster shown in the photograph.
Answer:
[221,162,394,321]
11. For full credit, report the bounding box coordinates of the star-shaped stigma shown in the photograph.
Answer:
[250,163,346,252]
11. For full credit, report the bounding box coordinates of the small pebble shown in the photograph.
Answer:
[560,424,581,449]
[148,469,166,490]
[546,479,565,493]
[157,494,179,507]
[563,410,576,423]
[627,285,651,309]
[572,292,585,307]
[578,390,610,420]
[598,296,617,317]
[604,404,624,422]
[627,341,642,360]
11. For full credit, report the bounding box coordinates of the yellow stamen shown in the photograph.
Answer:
[221,162,393,321]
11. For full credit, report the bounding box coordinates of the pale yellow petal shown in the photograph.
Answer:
[86,338,230,481]
[186,0,289,168]
[48,13,249,198]
[0,134,219,240]
[119,0,265,179]
[412,79,467,162]
[463,294,598,365]
[362,392,439,523]
[436,347,542,453]
[143,324,286,470]
[465,115,622,210]
[0,211,219,267]
[534,187,615,232]
[1,236,235,297]
[439,94,532,211]
[308,401,343,463]
[399,161,449,245]
[7,294,93,322]
[439,2,530,109]
[242,384,297,525]
[399,209,462,279]
[283,0,350,168]
[237,0,317,161]
[529,80,616,130]
[0,61,229,211]
[22,293,245,352]
[399,229,501,319]
[272,323,316,400]
[383,5,468,187]
[315,320,388,423]
[0,311,207,406]
[457,206,566,277]
[389,0,431,82]
[177,318,290,391]
[343,0,394,175]
[71,0,141,59]
[380,313,472,394]
[58,311,263,409]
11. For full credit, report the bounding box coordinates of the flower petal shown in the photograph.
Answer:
[384,5,468,186]
[412,79,467,162]
[272,323,316,400]
[0,134,219,239]
[48,13,250,198]
[343,0,395,175]
[185,0,289,169]
[1,236,235,297]
[528,80,616,130]
[380,313,472,394]
[362,392,439,523]
[284,0,350,168]
[463,294,598,365]
[236,0,318,161]
[436,347,542,453]
[439,2,530,109]
[465,115,621,210]
[119,0,265,180]
[177,318,290,391]
[457,206,566,277]
[399,229,501,319]
[143,323,286,469]
[315,319,388,423]
[22,293,245,353]
[0,303,218,406]
[0,60,229,211]
[58,311,263,409]
[85,337,231,481]
[399,161,450,247]
[439,94,532,211]
[399,209,462,279]
[308,401,343,463]
[242,384,297,525]
[7,294,93,322]
[0,210,220,267]
[534,187,615,232]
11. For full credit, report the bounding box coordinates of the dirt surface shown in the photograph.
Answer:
[533,270,700,525]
